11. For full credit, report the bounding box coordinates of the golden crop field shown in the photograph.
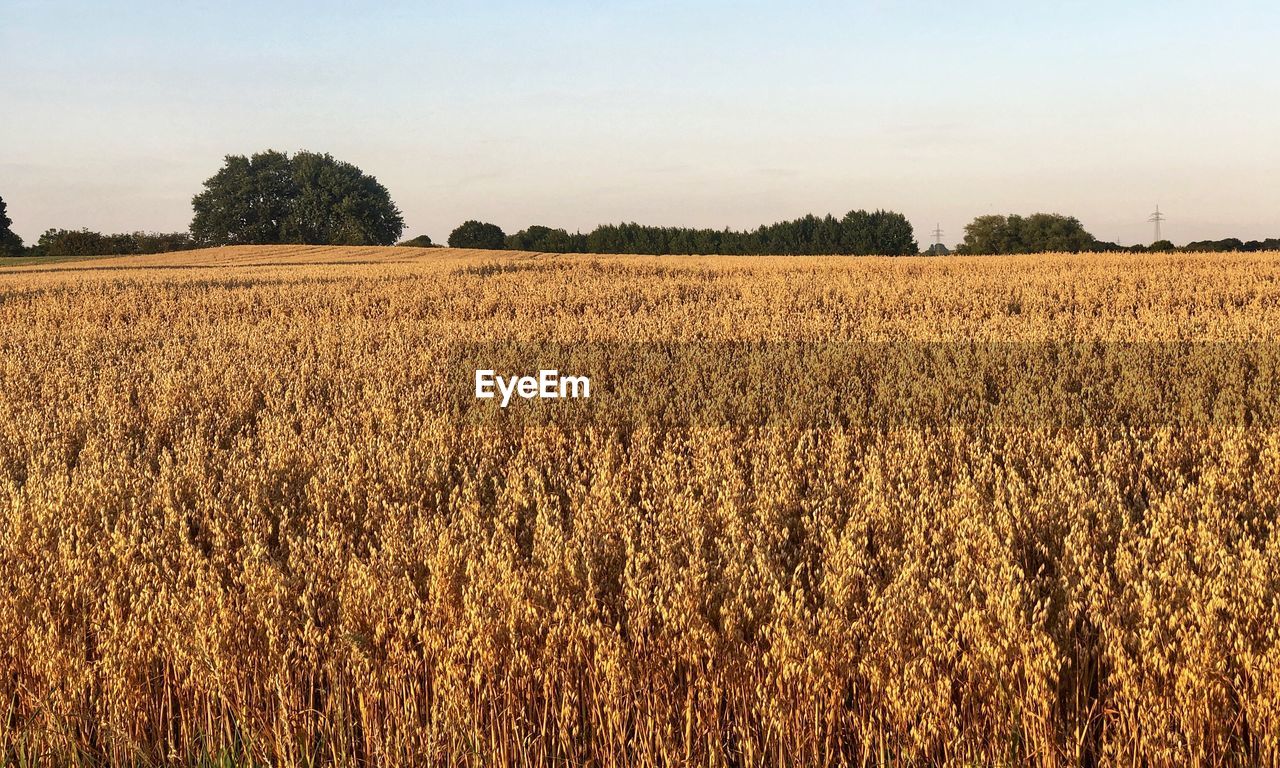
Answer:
[1,245,1279,767]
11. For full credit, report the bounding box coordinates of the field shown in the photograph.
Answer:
[1,245,1279,767]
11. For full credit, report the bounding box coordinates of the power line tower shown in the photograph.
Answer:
[1148,205,1166,244]
[932,223,944,249]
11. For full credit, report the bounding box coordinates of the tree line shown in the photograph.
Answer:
[1179,237,1280,253]
[447,210,918,255]
[2,150,1278,258]
[954,214,1280,255]
[26,229,196,258]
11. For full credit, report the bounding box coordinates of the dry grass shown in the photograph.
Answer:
[1,247,1278,767]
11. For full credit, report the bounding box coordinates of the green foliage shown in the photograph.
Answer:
[35,229,195,257]
[503,210,917,256]
[398,234,435,248]
[839,210,918,255]
[506,225,578,252]
[190,151,292,246]
[1184,237,1246,253]
[1149,240,1176,252]
[0,195,24,257]
[190,150,404,246]
[448,220,507,249]
[958,213,1097,254]
[1182,237,1280,253]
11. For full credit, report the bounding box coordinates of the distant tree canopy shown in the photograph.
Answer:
[36,229,195,258]
[500,210,917,256]
[1183,237,1280,253]
[0,195,24,256]
[398,234,435,248]
[506,225,576,252]
[957,214,1097,254]
[190,150,404,246]
[449,220,507,249]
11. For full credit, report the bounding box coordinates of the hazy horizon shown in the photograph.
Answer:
[3,0,1278,248]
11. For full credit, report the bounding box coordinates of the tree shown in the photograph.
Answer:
[448,220,506,249]
[506,225,578,252]
[958,213,1096,254]
[285,151,404,245]
[1149,239,1176,252]
[399,234,435,247]
[38,229,109,256]
[190,150,403,246]
[840,210,918,255]
[958,215,1014,255]
[0,195,24,256]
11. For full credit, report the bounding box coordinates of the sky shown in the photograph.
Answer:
[2,0,1278,248]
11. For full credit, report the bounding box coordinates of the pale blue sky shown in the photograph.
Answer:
[2,0,1278,246]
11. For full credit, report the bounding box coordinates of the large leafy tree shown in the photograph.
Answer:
[960,215,1019,254]
[0,195,25,256]
[959,213,1097,254]
[840,210,918,255]
[448,220,507,249]
[190,151,403,246]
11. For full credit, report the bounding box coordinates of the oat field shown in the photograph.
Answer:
[1,246,1279,767]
